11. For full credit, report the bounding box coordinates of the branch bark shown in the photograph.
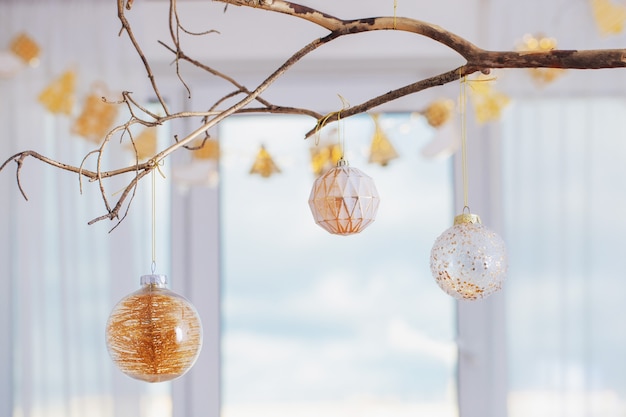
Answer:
[2,0,626,228]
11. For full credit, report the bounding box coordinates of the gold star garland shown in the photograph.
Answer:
[467,75,511,124]
[250,144,281,178]
[38,69,76,115]
[516,34,565,85]
[591,0,626,36]
[368,114,399,166]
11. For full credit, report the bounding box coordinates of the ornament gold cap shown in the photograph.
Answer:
[140,274,168,287]
[454,213,481,225]
[336,158,349,167]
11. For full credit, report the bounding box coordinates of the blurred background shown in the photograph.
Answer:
[1,1,625,417]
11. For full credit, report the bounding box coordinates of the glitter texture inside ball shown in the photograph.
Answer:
[430,214,507,300]
[106,275,203,382]
[308,160,380,235]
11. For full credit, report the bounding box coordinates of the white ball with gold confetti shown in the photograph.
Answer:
[430,212,507,300]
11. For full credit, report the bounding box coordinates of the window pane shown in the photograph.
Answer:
[502,98,626,417]
[219,113,457,417]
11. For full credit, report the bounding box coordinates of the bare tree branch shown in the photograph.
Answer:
[2,0,625,228]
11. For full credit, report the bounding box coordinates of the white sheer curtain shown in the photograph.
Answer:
[502,98,626,417]
[0,2,173,417]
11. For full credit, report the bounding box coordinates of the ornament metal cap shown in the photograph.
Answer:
[336,158,349,167]
[454,213,481,225]
[140,274,168,287]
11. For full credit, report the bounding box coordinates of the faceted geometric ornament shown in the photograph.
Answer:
[106,274,203,383]
[308,159,380,235]
[430,213,507,301]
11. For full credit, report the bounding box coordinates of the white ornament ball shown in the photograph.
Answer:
[430,213,507,300]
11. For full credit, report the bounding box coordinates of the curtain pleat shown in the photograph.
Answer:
[0,2,172,417]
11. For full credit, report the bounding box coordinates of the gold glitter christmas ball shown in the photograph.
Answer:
[106,274,203,382]
[430,213,508,300]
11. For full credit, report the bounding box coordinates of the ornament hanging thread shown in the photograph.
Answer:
[309,98,380,236]
[428,75,508,301]
[106,164,203,382]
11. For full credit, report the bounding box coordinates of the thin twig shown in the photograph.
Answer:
[3,0,626,229]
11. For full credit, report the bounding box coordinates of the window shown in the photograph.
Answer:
[218,113,457,417]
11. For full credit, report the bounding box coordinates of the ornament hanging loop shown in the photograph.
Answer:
[313,95,350,154]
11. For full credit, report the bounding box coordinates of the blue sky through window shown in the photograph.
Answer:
[219,113,458,417]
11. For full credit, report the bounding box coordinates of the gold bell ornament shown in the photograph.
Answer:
[368,114,398,166]
[249,144,281,178]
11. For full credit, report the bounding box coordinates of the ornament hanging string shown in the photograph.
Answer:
[459,74,499,211]
[337,95,350,159]
[314,94,351,159]
[150,158,166,274]
[460,74,469,212]
[151,165,156,273]
[393,0,398,29]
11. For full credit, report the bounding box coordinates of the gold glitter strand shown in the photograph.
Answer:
[106,284,203,382]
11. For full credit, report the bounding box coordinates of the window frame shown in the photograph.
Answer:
[169,69,508,417]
